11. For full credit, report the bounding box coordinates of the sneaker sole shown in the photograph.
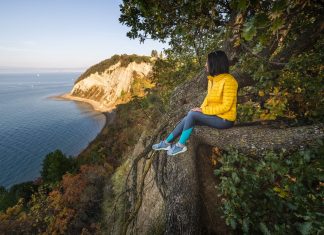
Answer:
[167,146,188,156]
[152,146,171,151]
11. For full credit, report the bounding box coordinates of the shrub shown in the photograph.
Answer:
[214,138,324,234]
[0,181,37,212]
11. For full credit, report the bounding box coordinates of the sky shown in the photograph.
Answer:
[0,0,169,71]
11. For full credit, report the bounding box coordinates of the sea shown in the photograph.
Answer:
[0,72,106,189]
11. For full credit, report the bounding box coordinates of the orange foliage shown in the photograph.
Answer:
[0,164,108,235]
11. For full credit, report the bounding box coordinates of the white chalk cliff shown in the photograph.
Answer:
[62,59,153,112]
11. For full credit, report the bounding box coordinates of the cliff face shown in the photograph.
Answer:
[68,59,153,112]
[103,69,324,235]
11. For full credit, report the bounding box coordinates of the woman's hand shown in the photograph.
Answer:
[190,107,202,112]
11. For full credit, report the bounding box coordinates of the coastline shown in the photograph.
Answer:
[3,93,116,190]
[47,92,116,113]
[47,92,117,159]
[75,109,115,158]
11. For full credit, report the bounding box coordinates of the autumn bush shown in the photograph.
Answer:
[0,181,38,213]
[0,164,110,234]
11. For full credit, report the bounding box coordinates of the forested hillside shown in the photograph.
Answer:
[0,1,323,234]
[75,54,152,84]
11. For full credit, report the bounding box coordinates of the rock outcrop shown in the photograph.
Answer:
[109,69,324,235]
[60,57,153,112]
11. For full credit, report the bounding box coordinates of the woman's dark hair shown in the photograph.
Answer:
[207,50,229,76]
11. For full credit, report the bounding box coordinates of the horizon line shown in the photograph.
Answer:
[0,66,87,73]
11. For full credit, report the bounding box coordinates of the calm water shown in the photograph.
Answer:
[0,73,106,189]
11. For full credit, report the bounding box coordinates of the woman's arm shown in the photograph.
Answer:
[200,97,208,109]
[201,79,238,115]
[199,80,211,109]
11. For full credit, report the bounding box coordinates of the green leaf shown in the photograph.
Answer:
[303,150,311,162]
[259,222,271,235]
[232,172,241,184]
[254,13,269,28]
[237,0,248,11]
[272,0,287,12]
[230,218,237,229]
[242,218,250,233]
[242,21,257,41]
[297,222,312,235]
[271,17,284,32]
[287,202,297,211]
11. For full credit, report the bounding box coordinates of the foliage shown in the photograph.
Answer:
[119,0,323,124]
[75,54,152,84]
[277,38,324,122]
[100,157,133,234]
[130,71,155,97]
[114,70,155,106]
[234,36,324,123]
[77,147,108,167]
[0,165,108,234]
[104,90,164,159]
[237,100,262,123]
[119,0,232,65]
[0,198,30,233]
[40,149,77,184]
[119,0,321,64]
[2,1,323,233]
[0,181,38,212]
[259,86,290,120]
[214,138,324,234]
[150,51,201,109]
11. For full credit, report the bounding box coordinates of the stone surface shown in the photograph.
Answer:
[124,69,324,235]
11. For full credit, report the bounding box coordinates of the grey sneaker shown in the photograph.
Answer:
[167,142,187,156]
[152,140,171,151]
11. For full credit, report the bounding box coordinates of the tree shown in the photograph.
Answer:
[119,0,322,67]
[119,0,324,122]
[40,149,76,183]
[151,49,158,57]
[0,182,37,212]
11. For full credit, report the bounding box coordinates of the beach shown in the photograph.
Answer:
[48,92,116,113]
[47,92,117,158]
[76,109,116,158]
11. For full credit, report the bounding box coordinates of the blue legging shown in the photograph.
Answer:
[165,110,234,145]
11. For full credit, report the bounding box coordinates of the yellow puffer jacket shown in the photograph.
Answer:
[200,73,238,122]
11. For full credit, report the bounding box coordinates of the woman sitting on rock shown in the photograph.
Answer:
[152,50,239,156]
